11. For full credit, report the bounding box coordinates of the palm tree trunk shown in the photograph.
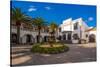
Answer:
[53,32,55,41]
[17,25,20,44]
[39,29,40,43]
[49,33,53,47]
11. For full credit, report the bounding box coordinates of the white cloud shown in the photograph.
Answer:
[28,8,37,12]
[28,6,37,12]
[88,17,93,21]
[30,6,35,8]
[45,6,51,10]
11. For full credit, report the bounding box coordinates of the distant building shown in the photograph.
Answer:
[85,27,96,42]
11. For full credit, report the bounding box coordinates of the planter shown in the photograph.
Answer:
[79,39,86,44]
[31,43,69,54]
[72,40,79,44]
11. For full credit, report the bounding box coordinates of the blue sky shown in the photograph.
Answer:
[11,1,96,27]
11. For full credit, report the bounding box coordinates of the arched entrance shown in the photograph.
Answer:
[26,34,32,43]
[36,35,42,43]
[63,34,66,40]
[57,35,62,40]
[11,33,17,44]
[21,34,35,44]
[89,34,95,42]
[44,36,48,42]
[67,33,71,40]
[36,35,39,43]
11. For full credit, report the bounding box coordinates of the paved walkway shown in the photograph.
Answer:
[11,43,96,66]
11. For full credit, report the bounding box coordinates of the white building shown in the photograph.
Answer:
[11,22,50,44]
[85,27,96,42]
[11,18,96,44]
[57,18,95,43]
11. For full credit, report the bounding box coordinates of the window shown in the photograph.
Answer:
[73,34,79,40]
[74,22,78,30]
[86,34,88,38]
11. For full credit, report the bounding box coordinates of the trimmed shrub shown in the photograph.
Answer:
[31,43,69,54]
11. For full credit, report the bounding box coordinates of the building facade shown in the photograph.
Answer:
[58,18,89,43]
[11,18,96,44]
[11,22,50,44]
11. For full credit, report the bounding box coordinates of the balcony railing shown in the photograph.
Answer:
[11,25,49,33]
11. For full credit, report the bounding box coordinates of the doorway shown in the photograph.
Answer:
[63,34,66,40]
[11,34,17,44]
[89,34,95,42]
[26,35,31,43]
[67,33,71,40]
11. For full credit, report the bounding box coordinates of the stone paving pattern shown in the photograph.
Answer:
[11,43,96,66]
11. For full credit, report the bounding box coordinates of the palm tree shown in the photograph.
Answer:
[49,22,58,46]
[11,7,31,44]
[31,17,47,43]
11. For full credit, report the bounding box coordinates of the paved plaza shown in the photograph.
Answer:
[11,43,96,66]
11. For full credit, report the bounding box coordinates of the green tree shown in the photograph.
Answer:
[11,8,31,44]
[49,22,58,46]
[32,17,47,43]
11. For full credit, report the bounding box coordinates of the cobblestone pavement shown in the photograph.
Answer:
[11,43,96,66]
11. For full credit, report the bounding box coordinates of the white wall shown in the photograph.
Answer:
[61,18,73,32]
[72,18,89,40]
[11,27,50,43]
[60,18,89,41]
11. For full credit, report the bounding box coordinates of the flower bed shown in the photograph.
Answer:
[31,43,69,54]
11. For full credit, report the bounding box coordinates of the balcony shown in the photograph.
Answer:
[11,25,49,34]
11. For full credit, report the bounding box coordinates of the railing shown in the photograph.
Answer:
[11,25,49,33]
